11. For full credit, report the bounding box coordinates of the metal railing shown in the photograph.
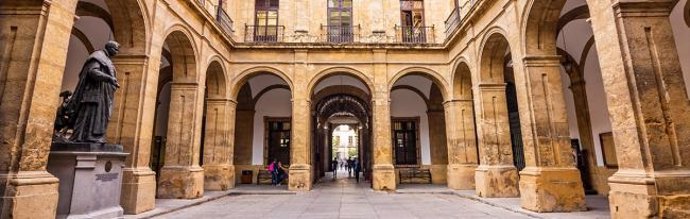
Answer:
[395,25,435,44]
[320,25,361,43]
[444,7,461,36]
[216,6,234,35]
[193,0,234,36]
[444,0,481,37]
[245,25,285,43]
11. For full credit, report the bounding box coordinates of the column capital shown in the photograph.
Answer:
[613,0,676,16]
[522,55,561,67]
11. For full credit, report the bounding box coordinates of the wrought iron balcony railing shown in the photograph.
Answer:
[444,0,481,37]
[245,25,285,43]
[320,25,361,43]
[395,25,435,44]
[216,6,234,35]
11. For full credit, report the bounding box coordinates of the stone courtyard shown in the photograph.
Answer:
[133,171,609,219]
[2,0,690,218]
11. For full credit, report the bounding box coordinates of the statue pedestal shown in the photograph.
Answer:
[47,142,128,219]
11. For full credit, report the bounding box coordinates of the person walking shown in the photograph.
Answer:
[331,158,339,179]
[354,158,362,183]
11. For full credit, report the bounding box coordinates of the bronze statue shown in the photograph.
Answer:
[54,41,120,143]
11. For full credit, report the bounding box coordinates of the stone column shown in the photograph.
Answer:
[371,49,395,190]
[517,56,586,212]
[0,1,77,218]
[444,99,479,190]
[109,55,157,214]
[427,110,448,185]
[288,49,312,191]
[289,97,312,190]
[157,82,205,199]
[588,1,690,218]
[474,83,520,197]
[202,99,236,191]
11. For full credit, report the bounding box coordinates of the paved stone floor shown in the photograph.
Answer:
[154,171,532,219]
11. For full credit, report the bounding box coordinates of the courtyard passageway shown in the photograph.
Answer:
[153,170,531,219]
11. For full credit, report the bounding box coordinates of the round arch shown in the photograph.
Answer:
[307,66,374,96]
[231,66,294,99]
[162,29,198,82]
[205,61,227,99]
[478,32,512,83]
[451,61,473,100]
[521,0,573,56]
[389,67,449,101]
[105,0,149,52]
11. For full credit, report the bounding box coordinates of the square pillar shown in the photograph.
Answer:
[444,100,479,189]
[516,56,585,212]
[156,83,205,199]
[288,50,312,191]
[202,99,237,191]
[0,1,77,218]
[474,83,519,197]
[109,54,157,214]
[371,49,396,191]
[588,1,690,218]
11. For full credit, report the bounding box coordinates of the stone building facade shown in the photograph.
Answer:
[1,0,689,218]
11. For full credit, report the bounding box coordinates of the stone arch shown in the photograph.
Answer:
[521,0,593,56]
[104,0,149,52]
[231,66,294,99]
[451,61,473,100]
[205,61,227,99]
[478,32,511,83]
[389,67,449,101]
[163,29,198,82]
[308,66,374,96]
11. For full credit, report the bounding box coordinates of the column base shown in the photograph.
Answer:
[203,164,235,191]
[120,167,156,214]
[0,171,59,219]
[608,170,690,219]
[447,164,477,190]
[475,165,519,197]
[156,166,204,199]
[519,167,586,212]
[373,164,396,191]
[288,164,312,191]
[429,164,447,184]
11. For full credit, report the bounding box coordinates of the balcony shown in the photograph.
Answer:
[216,6,234,35]
[444,0,481,37]
[320,25,361,44]
[194,0,234,36]
[395,25,435,44]
[245,25,286,43]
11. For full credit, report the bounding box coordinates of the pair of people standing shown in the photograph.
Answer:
[268,159,287,186]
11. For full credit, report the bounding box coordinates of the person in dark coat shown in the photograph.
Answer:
[67,41,120,143]
[354,158,362,183]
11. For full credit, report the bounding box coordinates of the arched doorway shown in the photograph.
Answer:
[200,60,234,191]
[152,30,204,199]
[475,32,521,198]
[231,71,293,188]
[389,72,449,186]
[446,62,479,190]
[310,74,373,185]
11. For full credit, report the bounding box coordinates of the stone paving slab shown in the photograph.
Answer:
[131,172,610,219]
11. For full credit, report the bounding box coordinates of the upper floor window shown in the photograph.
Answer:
[327,0,353,43]
[399,0,427,43]
[254,0,280,42]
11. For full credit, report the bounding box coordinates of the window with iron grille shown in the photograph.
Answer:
[254,0,280,42]
[399,0,426,43]
[327,0,353,43]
